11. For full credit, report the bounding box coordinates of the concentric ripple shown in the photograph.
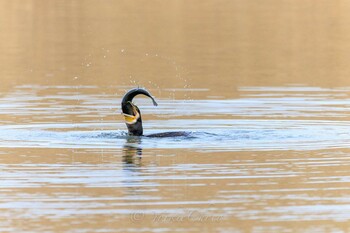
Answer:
[0,85,350,151]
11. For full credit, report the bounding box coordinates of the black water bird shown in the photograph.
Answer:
[121,88,188,137]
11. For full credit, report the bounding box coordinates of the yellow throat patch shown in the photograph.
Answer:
[123,104,140,124]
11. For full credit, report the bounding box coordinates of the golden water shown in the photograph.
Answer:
[1,1,350,232]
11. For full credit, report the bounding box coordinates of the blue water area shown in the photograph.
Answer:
[1,85,350,151]
[0,119,350,151]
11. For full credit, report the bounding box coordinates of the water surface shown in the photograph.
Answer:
[2,1,350,232]
[1,85,350,233]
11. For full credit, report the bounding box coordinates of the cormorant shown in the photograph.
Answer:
[121,88,188,137]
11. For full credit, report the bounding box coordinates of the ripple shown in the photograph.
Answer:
[1,85,350,232]
[0,85,350,151]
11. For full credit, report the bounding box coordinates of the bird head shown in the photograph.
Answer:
[121,88,158,136]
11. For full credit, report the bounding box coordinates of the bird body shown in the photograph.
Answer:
[121,88,188,137]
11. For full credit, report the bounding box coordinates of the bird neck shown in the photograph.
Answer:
[126,118,143,136]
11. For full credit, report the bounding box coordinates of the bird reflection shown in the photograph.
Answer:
[122,137,142,166]
[121,137,144,196]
